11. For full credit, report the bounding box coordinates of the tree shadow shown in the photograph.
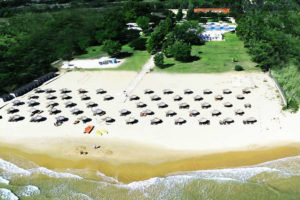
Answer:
[180,56,200,63]
[117,52,133,59]
[158,63,174,69]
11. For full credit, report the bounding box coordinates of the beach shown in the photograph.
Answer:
[0,71,300,182]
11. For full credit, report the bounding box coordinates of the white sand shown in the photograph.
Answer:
[62,57,125,69]
[0,71,299,163]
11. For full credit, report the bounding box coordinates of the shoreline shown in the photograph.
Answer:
[1,141,300,183]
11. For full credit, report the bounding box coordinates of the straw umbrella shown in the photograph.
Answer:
[103,117,115,124]
[30,115,45,122]
[78,88,88,94]
[79,116,91,123]
[244,103,251,108]
[223,102,233,108]
[223,117,234,124]
[144,89,154,94]
[194,95,203,101]
[46,95,56,100]
[65,101,76,108]
[71,108,83,115]
[173,95,183,101]
[49,108,60,115]
[55,116,67,122]
[163,89,173,95]
[129,95,140,101]
[140,109,154,116]
[126,117,138,125]
[8,115,23,122]
[103,95,113,101]
[235,109,245,116]
[119,109,131,116]
[166,110,176,117]
[61,94,72,100]
[214,95,223,101]
[137,102,147,108]
[242,87,251,94]
[34,88,44,93]
[29,108,39,115]
[223,89,232,94]
[203,89,212,95]
[189,109,200,117]
[184,89,193,94]
[60,88,71,94]
[96,88,107,94]
[28,100,39,107]
[12,100,24,106]
[150,118,163,125]
[199,117,210,125]
[86,101,98,108]
[45,88,55,93]
[179,103,190,109]
[243,117,257,124]
[92,108,106,116]
[211,110,221,117]
[28,95,39,100]
[201,102,211,109]
[46,101,58,107]
[236,94,245,100]
[151,95,161,101]
[175,118,186,125]
[157,102,168,108]
[6,107,19,114]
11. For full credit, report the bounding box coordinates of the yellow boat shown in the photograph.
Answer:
[101,129,108,134]
[96,130,102,135]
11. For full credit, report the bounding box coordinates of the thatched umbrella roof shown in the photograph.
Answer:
[103,117,114,123]
[92,108,105,115]
[64,101,75,107]
[96,88,107,94]
[189,109,200,116]
[29,108,39,114]
[199,117,209,123]
[61,94,72,100]
[79,116,91,122]
[60,88,71,94]
[184,89,193,94]
[45,88,55,93]
[244,103,251,108]
[223,89,232,94]
[211,110,221,116]
[136,102,147,108]
[144,89,154,94]
[246,117,257,123]
[201,102,211,108]
[151,117,162,124]
[166,110,176,116]
[129,95,140,101]
[46,101,58,107]
[71,108,82,115]
[10,115,22,121]
[235,109,244,115]
[30,115,44,122]
[103,95,113,101]
[242,87,251,94]
[34,88,44,93]
[194,95,203,101]
[126,117,138,124]
[80,95,90,100]
[141,109,154,115]
[163,89,173,94]
[203,89,212,94]
[224,117,234,123]
[119,109,130,115]
[151,95,161,101]
[223,102,233,107]
[157,102,168,108]
[77,88,88,93]
[86,101,97,108]
[56,116,66,122]
[175,117,186,124]
[236,94,245,100]
[215,95,223,100]
[173,95,183,101]
[28,94,39,99]
[12,100,23,106]
[49,108,60,114]
[46,95,56,100]
[179,103,189,108]
[28,100,39,107]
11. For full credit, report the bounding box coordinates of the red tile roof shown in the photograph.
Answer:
[194,8,230,14]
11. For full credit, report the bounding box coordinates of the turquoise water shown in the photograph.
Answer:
[1,155,300,199]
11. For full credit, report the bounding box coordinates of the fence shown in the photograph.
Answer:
[268,70,288,107]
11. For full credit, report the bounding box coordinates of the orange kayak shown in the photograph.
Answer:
[84,125,94,134]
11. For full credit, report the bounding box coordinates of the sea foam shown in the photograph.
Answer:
[0,176,9,185]
[0,188,19,200]
[18,185,40,197]
[0,158,31,179]
[29,167,82,179]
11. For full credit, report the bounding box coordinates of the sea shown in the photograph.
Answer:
[1,153,300,200]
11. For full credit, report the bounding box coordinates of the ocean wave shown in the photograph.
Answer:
[29,167,82,179]
[0,188,19,200]
[0,158,31,179]
[0,176,9,185]
[17,185,40,197]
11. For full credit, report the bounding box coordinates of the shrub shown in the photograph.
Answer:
[129,37,146,50]
[235,65,244,71]
[102,40,121,57]
[154,53,164,68]
[171,41,191,62]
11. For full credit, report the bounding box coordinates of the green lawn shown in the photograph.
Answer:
[154,33,259,73]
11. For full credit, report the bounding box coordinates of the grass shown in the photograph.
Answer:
[154,33,259,73]
[74,45,107,59]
